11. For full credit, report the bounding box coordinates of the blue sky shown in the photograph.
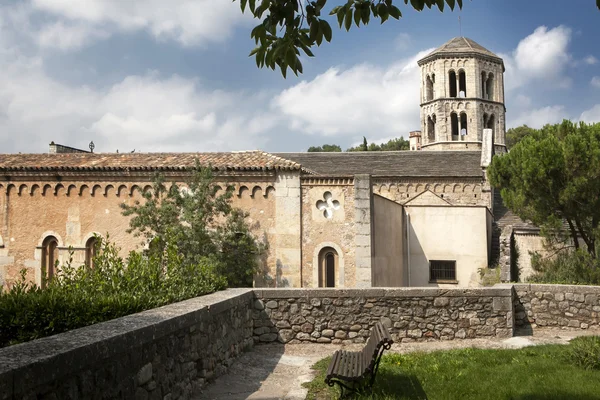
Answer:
[1,0,599,154]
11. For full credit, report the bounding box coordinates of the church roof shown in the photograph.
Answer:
[418,37,503,66]
[273,151,483,178]
[0,151,302,173]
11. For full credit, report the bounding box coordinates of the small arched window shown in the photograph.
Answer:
[460,113,468,137]
[481,71,487,98]
[41,236,58,288]
[85,236,99,269]
[318,247,338,287]
[425,75,434,101]
[450,113,459,139]
[427,115,436,142]
[458,70,466,97]
[448,70,457,97]
[486,73,494,100]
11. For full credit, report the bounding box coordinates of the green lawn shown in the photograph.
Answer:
[305,340,600,400]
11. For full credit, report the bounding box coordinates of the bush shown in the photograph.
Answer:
[0,237,226,348]
[529,249,600,285]
[567,336,600,370]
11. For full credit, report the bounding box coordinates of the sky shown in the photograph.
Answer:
[0,0,599,154]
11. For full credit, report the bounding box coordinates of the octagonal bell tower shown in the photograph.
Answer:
[417,37,506,152]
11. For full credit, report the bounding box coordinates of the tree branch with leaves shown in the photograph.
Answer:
[238,0,466,77]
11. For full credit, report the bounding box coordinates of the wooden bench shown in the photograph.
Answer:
[324,322,394,398]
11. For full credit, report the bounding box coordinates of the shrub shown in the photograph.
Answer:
[567,336,600,370]
[0,237,226,348]
[529,249,600,285]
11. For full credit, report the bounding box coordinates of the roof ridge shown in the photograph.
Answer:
[463,37,474,50]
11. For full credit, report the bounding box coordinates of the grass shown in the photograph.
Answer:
[304,341,600,400]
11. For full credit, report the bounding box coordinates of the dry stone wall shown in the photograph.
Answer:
[0,289,254,400]
[252,287,514,344]
[514,284,600,331]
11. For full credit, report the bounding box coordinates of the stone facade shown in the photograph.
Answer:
[514,284,600,330]
[252,288,513,344]
[0,177,278,288]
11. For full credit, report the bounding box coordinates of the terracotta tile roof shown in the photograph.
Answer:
[273,151,484,178]
[0,151,302,173]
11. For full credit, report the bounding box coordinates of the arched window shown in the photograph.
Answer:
[85,236,99,269]
[486,73,494,100]
[427,115,436,142]
[487,114,496,137]
[481,71,487,98]
[460,113,468,137]
[458,70,466,97]
[425,75,434,101]
[42,236,58,288]
[318,247,337,287]
[450,113,459,139]
[448,70,457,97]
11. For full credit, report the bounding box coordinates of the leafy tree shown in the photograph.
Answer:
[237,0,466,77]
[121,161,264,287]
[488,120,600,258]
[347,136,410,151]
[506,125,536,149]
[307,144,342,152]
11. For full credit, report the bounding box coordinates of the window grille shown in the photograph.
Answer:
[429,260,456,282]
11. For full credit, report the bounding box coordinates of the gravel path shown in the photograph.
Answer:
[195,328,600,400]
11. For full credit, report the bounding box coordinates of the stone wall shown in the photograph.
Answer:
[514,284,600,331]
[0,289,254,400]
[252,287,514,345]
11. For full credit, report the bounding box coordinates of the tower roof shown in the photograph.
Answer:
[418,37,504,66]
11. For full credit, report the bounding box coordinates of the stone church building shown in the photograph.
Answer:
[0,37,538,290]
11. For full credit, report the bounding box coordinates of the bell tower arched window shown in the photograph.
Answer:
[318,247,338,287]
[42,236,58,288]
[450,112,459,140]
[425,75,434,101]
[486,73,495,101]
[460,113,468,138]
[458,70,466,97]
[449,70,457,97]
[427,115,436,142]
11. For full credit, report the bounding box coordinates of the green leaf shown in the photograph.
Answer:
[446,0,455,11]
[321,20,332,42]
[240,0,248,12]
[354,7,361,27]
[344,6,353,31]
[435,0,444,11]
[309,21,319,42]
[389,5,402,19]
[337,6,345,27]
[361,7,370,24]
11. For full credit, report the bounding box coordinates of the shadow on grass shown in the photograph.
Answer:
[369,370,427,400]
[514,394,600,400]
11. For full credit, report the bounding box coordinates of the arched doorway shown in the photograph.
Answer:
[318,247,338,287]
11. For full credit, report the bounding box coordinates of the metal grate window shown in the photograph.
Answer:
[429,260,457,282]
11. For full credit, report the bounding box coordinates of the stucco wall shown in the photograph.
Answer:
[301,178,355,288]
[514,232,546,282]
[405,206,490,287]
[0,288,254,400]
[372,195,405,286]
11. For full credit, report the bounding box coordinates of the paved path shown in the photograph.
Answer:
[195,328,600,400]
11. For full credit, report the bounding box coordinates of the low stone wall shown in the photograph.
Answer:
[0,288,254,400]
[253,287,514,344]
[514,284,600,330]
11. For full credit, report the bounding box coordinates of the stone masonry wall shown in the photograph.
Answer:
[252,288,514,345]
[514,284,600,331]
[0,289,254,400]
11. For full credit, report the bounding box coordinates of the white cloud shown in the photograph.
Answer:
[395,33,412,51]
[503,25,572,91]
[36,21,109,51]
[584,55,598,65]
[591,76,600,89]
[580,105,600,123]
[30,0,249,48]
[273,50,432,140]
[0,51,274,153]
[509,105,566,129]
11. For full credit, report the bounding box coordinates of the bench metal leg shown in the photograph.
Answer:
[327,379,362,399]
